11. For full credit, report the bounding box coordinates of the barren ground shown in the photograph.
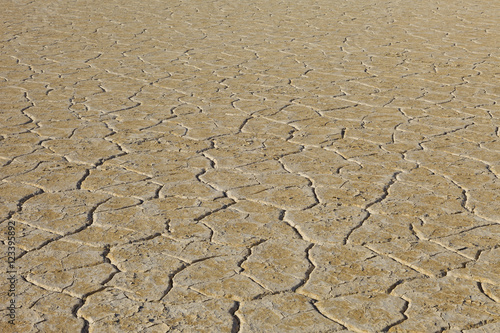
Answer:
[1,0,499,332]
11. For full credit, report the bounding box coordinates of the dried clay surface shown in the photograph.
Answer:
[1,0,500,332]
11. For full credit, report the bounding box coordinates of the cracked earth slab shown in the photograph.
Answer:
[1,0,500,332]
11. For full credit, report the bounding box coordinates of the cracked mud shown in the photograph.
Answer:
[1,0,500,332]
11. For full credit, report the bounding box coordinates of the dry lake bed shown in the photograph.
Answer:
[1,0,499,332]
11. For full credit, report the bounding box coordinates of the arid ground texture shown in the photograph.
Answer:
[1,0,499,332]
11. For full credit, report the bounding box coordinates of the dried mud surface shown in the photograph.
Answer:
[1,0,499,332]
